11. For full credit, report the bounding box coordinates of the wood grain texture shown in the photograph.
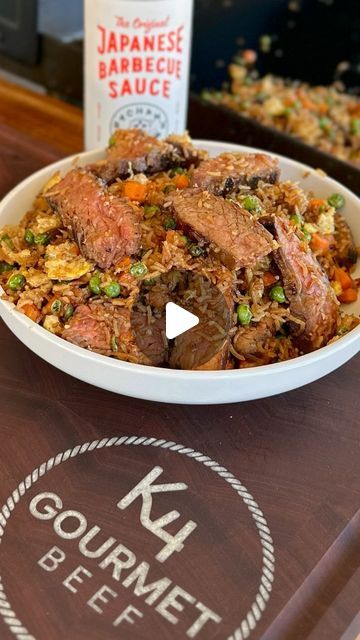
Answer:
[0,78,359,640]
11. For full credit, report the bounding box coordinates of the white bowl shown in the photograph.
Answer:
[0,141,359,404]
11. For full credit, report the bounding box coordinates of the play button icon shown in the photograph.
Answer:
[131,269,231,369]
[165,302,199,339]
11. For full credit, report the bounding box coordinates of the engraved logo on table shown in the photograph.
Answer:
[0,438,274,640]
[28,467,215,637]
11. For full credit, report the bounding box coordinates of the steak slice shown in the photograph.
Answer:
[334,212,358,268]
[165,189,275,270]
[233,317,276,357]
[62,302,166,365]
[191,152,280,194]
[273,216,338,351]
[89,129,206,183]
[46,169,141,269]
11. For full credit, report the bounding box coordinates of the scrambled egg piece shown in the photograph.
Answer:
[317,206,335,235]
[44,241,92,280]
[31,213,62,235]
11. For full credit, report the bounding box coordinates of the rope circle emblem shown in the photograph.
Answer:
[0,435,275,640]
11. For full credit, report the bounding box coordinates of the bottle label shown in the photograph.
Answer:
[84,0,193,149]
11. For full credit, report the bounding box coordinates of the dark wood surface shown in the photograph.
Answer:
[0,79,359,640]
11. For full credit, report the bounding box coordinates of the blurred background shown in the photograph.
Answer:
[0,0,359,103]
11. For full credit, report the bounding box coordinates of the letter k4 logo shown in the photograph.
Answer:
[117,466,197,562]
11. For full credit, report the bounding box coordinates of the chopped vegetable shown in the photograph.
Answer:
[108,135,116,147]
[50,299,62,315]
[164,217,177,231]
[20,303,41,323]
[163,184,176,194]
[174,174,190,189]
[89,273,101,295]
[7,273,26,291]
[143,278,157,287]
[24,229,35,245]
[144,205,159,219]
[63,303,74,321]
[237,303,253,325]
[327,193,345,209]
[34,232,51,246]
[111,335,118,352]
[1,234,14,250]
[0,262,14,274]
[301,227,312,243]
[263,271,277,286]
[331,281,342,296]
[102,282,121,298]
[242,195,262,213]
[270,284,286,303]
[123,181,147,202]
[129,262,148,278]
[189,244,204,258]
[350,119,360,135]
[338,288,357,304]
[169,167,185,177]
[290,214,302,227]
[310,233,331,255]
[334,267,354,291]
[309,198,326,211]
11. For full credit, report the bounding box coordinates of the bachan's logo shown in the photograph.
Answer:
[0,436,275,640]
[110,103,169,138]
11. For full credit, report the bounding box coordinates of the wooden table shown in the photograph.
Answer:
[0,78,359,640]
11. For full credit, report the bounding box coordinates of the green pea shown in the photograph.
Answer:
[301,227,312,243]
[1,234,14,250]
[327,193,345,209]
[108,134,117,147]
[350,119,360,135]
[51,299,62,315]
[34,232,51,246]
[63,303,74,321]
[103,282,121,298]
[89,273,101,295]
[283,107,293,117]
[242,195,262,213]
[7,273,26,291]
[270,285,286,303]
[237,303,252,325]
[24,229,34,245]
[243,76,253,86]
[163,184,176,194]
[169,167,185,177]
[164,217,177,231]
[290,214,302,227]
[0,261,14,274]
[111,335,118,352]
[129,262,148,278]
[319,116,331,130]
[144,205,159,219]
[189,244,204,258]
[143,278,157,287]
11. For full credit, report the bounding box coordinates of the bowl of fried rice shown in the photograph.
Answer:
[0,131,359,404]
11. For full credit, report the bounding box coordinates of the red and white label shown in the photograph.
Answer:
[84,0,194,149]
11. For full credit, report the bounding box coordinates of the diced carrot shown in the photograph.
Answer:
[309,198,326,211]
[297,90,316,111]
[42,296,58,315]
[338,288,358,304]
[123,181,148,202]
[310,233,331,255]
[318,103,329,114]
[20,303,41,323]
[263,271,277,286]
[334,267,354,290]
[116,256,131,269]
[174,174,190,189]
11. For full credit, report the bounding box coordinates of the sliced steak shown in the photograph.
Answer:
[233,317,276,357]
[62,302,166,365]
[334,212,358,268]
[89,129,205,182]
[191,152,280,194]
[273,216,338,351]
[166,188,275,270]
[46,169,141,269]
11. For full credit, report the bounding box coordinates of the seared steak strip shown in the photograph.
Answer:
[273,216,338,351]
[89,129,206,183]
[191,152,280,194]
[166,188,275,270]
[46,169,141,269]
[233,317,276,358]
[63,302,166,365]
